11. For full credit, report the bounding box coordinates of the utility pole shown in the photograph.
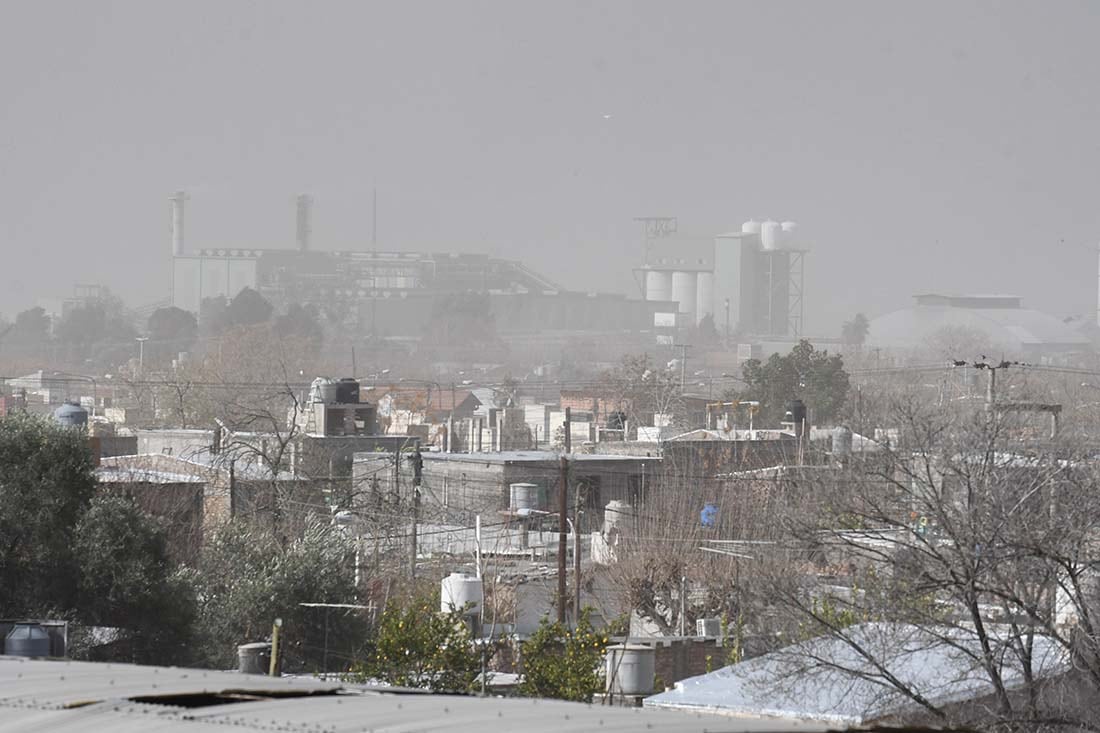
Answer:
[574,484,582,622]
[563,406,572,454]
[557,454,569,624]
[409,445,422,578]
[673,344,691,390]
[724,298,731,346]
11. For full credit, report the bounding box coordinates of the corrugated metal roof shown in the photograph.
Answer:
[644,623,1068,725]
[0,656,795,732]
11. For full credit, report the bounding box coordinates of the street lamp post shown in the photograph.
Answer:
[135,337,149,376]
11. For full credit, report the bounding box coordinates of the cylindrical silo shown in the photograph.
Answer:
[761,220,782,250]
[696,271,714,325]
[670,271,697,321]
[645,270,672,302]
[780,221,798,250]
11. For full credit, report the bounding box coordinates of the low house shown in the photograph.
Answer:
[361,386,481,436]
[645,622,1072,727]
[96,452,328,552]
[418,450,659,529]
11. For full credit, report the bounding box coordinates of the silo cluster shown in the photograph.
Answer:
[641,218,805,336]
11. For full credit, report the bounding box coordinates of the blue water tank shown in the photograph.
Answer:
[701,503,719,528]
[53,401,88,428]
[5,623,51,657]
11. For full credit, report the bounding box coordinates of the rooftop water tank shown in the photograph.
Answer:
[785,399,807,432]
[336,378,360,404]
[603,500,632,534]
[53,401,88,428]
[741,219,761,235]
[441,572,483,616]
[237,642,271,674]
[605,644,656,695]
[310,377,340,404]
[5,623,51,657]
[509,483,539,513]
[761,220,782,250]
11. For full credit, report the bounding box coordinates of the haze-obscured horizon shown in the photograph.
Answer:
[1,0,1097,334]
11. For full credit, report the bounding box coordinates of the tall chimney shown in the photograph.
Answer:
[170,191,187,256]
[296,194,312,251]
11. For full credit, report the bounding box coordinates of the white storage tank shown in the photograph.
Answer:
[509,482,540,513]
[645,270,673,302]
[695,271,714,325]
[603,500,632,534]
[440,572,483,616]
[780,220,798,250]
[670,271,697,320]
[605,644,656,695]
[761,220,782,250]
[741,219,761,235]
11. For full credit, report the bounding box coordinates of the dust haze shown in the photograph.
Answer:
[2,1,1098,334]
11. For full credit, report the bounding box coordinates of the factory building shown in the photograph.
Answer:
[168,192,676,340]
[639,219,807,337]
[867,293,1090,359]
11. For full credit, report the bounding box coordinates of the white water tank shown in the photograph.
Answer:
[741,219,761,235]
[670,271,697,320]
[441,573,483,616]
[695,272,714,325]
[603,500,632,534]
[510,483,539,513]
[761,220,782,250]
[645,270,673,302]
[605,644,656,695]
[780,221,798,250]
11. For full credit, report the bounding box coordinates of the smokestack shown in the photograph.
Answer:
[170,191,187,256]
[296,194,312,251]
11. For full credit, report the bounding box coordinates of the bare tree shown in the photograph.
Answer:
[759,398,1100,730]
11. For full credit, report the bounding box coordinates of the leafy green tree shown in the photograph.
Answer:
[190,519,367,672]
[841,313,870,347]
[73,495,196,664]
[732,340,850,425]
[55,292,137,365]
[226,287,274,328]
[274,303,323,349]
[9,306,51,348]
[350,591,483,693]
[519,609,609,702]
[147,306,198,364]
[0,413,97,615]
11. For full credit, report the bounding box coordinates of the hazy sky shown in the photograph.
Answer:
[1,1,1098,334]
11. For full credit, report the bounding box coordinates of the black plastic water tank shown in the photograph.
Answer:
[336,378,360,404]
[785,399,807,430]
